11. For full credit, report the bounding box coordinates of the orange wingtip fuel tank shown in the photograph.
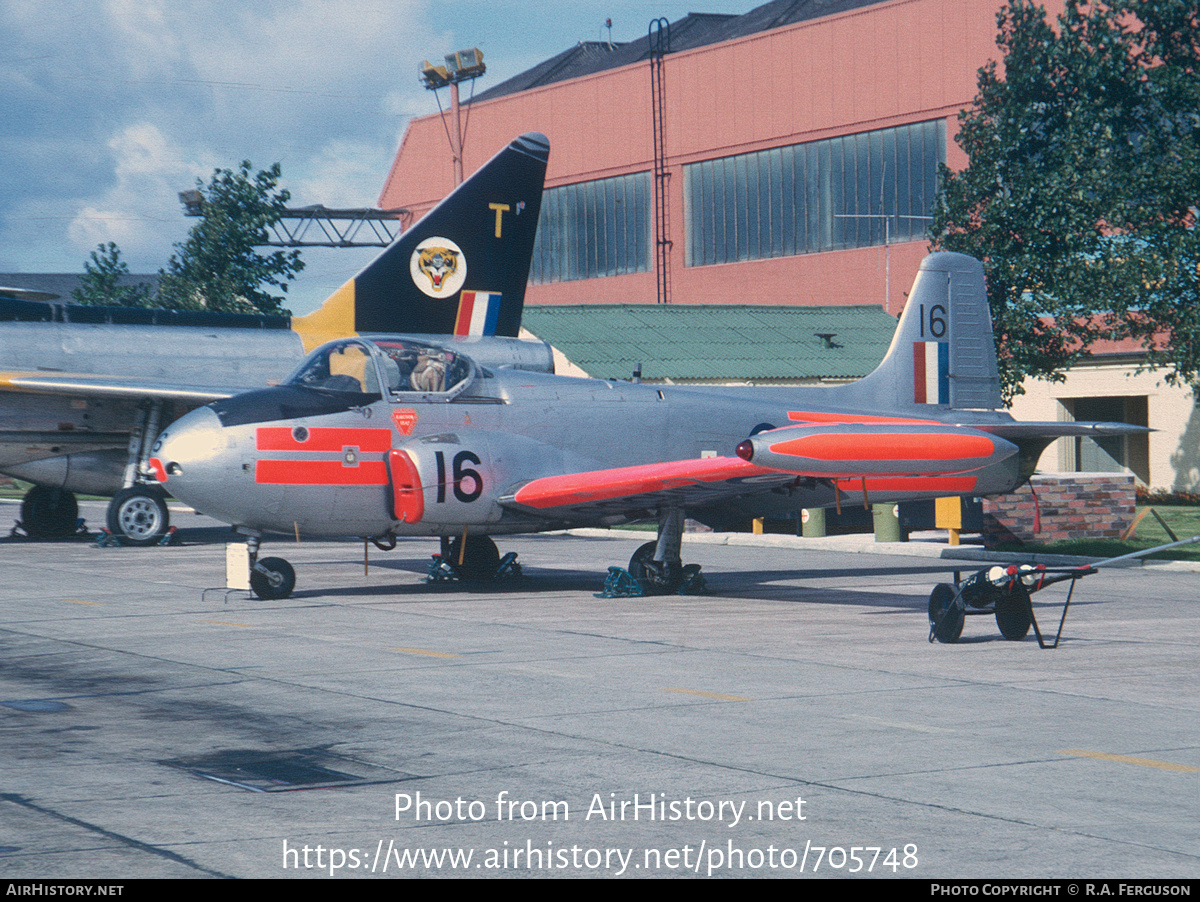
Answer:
[742,423,1016,479]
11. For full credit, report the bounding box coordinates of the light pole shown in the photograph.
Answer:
[420,48,486,186]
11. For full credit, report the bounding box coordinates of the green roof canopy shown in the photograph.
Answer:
[522,304,899,383]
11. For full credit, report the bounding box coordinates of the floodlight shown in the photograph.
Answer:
[444,48,485,80]
[419,59,451,89]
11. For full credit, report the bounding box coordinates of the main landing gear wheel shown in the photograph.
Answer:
[995,582,1033,641]
[447,535,500,580]
[628,541,683,593]
[250,557,296,600]
[928,583,965,644]
[107,487,170,546]
[628,541,656,578]
[20,486,79,538]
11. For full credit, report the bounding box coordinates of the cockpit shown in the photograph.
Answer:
[286,337,477,401]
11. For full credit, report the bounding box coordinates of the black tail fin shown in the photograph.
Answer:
[849,252,1003,411]
[292,133,549,350]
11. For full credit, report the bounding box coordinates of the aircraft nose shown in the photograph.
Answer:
[151,407,226,492]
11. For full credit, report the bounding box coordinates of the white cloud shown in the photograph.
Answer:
[67,123,213,268]
[0,0,751,275]
[0,1,447,272]
[100,0,185,77]
[288,139,395,208]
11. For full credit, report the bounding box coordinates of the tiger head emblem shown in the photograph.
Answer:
[410,237,467,298]
[416,246,459,292]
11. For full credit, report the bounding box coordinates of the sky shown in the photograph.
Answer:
[0,0,753,315]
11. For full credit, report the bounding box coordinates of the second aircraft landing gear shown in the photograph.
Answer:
[448,534,501,580]
[18,486,81,538]
[106,486,170,546]
[104,399,172,546]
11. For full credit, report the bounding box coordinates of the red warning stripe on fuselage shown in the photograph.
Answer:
[256,427,392,453]
[256,460,389,485]
[255,426,392,486]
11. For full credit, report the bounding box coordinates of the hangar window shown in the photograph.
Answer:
[683,120,945,266]
[530,172,651,284]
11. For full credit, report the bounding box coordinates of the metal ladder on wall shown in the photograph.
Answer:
[649,18,672,305]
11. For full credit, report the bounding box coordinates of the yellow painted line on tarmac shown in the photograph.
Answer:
[390,647,460,658]
[199,620,256,629]
[63,599,101,606]
[661,688,752,702]
[1059,750,1199,773]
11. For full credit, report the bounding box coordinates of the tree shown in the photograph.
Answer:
[72,242,152,307]
[933,0,1200,399]
[157,161,303,315]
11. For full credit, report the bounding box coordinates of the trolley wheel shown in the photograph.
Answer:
[928,583,965,644]
[995,582,1033,641]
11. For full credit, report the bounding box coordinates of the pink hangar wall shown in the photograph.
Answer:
[379,0,1021,310]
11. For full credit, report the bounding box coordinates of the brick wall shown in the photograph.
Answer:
[981,473,1136,547]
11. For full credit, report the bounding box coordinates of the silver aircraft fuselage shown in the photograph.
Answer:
[152,334,1025,541]
[150,253,1145,600]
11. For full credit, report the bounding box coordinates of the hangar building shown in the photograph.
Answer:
[380,0,1197,491]
[381,0,993,313]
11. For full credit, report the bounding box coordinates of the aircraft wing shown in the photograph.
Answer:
[500,456,800,519]
[0,371,242,403]
[501,423,1032,521]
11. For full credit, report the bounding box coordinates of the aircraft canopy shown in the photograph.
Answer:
[286,337,477,400]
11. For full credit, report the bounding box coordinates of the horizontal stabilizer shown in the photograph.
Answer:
[971,419,1150,481]
[975,421,1150,440]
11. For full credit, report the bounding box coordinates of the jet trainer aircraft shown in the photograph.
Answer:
[151,249,1141,606]
[0,133,550,544]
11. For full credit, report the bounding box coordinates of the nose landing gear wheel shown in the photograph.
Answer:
[107,487,170,546]
[250,557,296,600]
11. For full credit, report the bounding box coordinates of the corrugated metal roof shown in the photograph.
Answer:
[474,0,889,102]
[521,303,898,382]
